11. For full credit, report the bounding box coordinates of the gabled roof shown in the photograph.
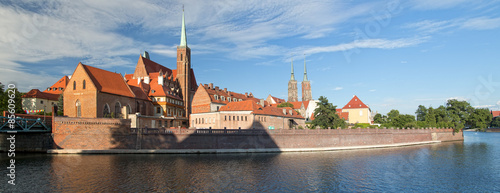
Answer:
[146,73,183,100]
[22,89,59,101]
[81,63,135,98]
[271,96,285,104]
[201,84,256,104]
[289,101,304,109]
[133,56,172,78]
[45,76,69,94]
[219,100,303,118]
[343,95,369,109]
[492,111,500,117]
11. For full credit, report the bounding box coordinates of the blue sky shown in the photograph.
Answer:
[1,0,499,115]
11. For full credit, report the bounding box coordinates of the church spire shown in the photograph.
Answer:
[180,7,187,47]
[303,54,308,81]
[290,57,295,81]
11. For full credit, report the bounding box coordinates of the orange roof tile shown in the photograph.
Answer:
[492,111,500,117]
[138,56,172,76]
[201,84,257,104]
[289,101,303,109]
[45,76,69,94]
[343,95,369,109]
[272,96,286,103]
[219,100,303,118]
[303,101,310,110]
[22,89,59,101]
[81,63,135,98]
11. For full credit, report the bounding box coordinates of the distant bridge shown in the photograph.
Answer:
[0,115,52,132]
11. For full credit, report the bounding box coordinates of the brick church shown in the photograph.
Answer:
[63,9,196,127]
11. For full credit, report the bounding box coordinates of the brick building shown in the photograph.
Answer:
[191,83,262,115]
[191,100,305,129]
[63,62,152,118]
[22,76,69,114]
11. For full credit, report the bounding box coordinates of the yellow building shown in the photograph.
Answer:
[341,95,372,124]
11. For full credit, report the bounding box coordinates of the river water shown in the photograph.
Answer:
[1,131,499,192]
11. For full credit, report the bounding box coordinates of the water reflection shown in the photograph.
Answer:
[1,132,499,192]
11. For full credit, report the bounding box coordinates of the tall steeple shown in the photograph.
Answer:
[177,6,193,122]
[288,56,298,102]
[301,54,312,101]
[303,54,308,81]
[180,7,187,47]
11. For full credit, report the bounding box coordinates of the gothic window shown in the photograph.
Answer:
[114,102,121,118]
[126,105,131,114]
[73,81,76,90]
[136,101,140,113]
[141,101,146,115]
[76,100,81,117]
[103,103,110,117]
[83,80,86,89]
[180,53,183,61]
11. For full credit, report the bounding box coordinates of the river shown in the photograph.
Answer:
[1,131,499,192]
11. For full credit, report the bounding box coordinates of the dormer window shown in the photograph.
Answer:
[214,95,218,100]
[283,109,286,115]
[228,98,231,102]
[289,110,292,115]
[221,96,225,101]
[47,88,51,91]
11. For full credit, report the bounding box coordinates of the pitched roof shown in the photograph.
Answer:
[201,84,257,104]
[272,96,285,104]
[289,101,304,109]
[134,56,172,78]
[146,73,182,100]
[219,100,303,118]
[492,111,500,117]
[81,63,135,98]
[343,95,369,109]
[45,76,69,94]
[22,89,59,101]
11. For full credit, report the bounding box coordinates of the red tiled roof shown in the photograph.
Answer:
[219,100,303,118]
[45,76,69,94]
[303,101,310,110]
[139,56,172,75]
[289,101,303,109]
[343,95,369,109]
[201,84,257,104]
[492,111,500,117]
[272,96,285,103]
[22,89,59,101]
[81,63,135,98]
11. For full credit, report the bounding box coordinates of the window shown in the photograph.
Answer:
[221,96,225,101]
[180,53,183,61]
[115,102,121,118]
[156,107,161,114]
[40,100,44,104]
[229,116,231,121]
[214,95,218,100]
[47,88,51,91]
[217,106,220,111]
[233,116,235,121]
[245,116,247,121]
[103,103,110,117]
[126,105,131,114]
[76,100,81,117]
[225,115,227,121]
[73,81,76,90]
[83,80,86,89]
[228,98,231,102]
[237,116,239,121]
[359,110,363,116]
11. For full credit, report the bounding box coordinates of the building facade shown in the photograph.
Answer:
[341,95,372,124]
[191,100,305,129]
[21,76,69,114]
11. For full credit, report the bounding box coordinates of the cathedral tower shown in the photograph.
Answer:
[301,55,312,101]
[288,57,298,102]
[177,8,192,117]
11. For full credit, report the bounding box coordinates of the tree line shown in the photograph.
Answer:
[310,96,497,132]
[374,99,495,132]
[0,83,24,114]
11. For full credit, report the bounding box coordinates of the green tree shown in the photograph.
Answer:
[373,113,385,124]
[310,96,346,129]
[57,94,64,116]
[1,86,24,114]
[425,107,437,128]
[392,114,416,129]
[491,117,500,128]
[469,108,492,131]
[0,83,6,113]
[415,105,427,121]
[277,102,294,108]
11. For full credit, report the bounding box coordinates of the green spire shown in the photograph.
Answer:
[303,54,308,81]
[180,8,187,47]
[290,57,295,81]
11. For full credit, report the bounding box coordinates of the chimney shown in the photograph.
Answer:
[204,84,208,88]
[245,92,248,97]
[144,76,150,84]
[224,88,227,93]
[215,86,219,90]
[209,83,213,89]
[260,99,265,106]
[137,77,142,84]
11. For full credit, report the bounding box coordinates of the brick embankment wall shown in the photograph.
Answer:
[49,117,464,151]
[0,133,53,152]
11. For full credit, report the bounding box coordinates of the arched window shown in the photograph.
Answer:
[141,101,146,115]
[83,80,86,89]
[126,105,131,114]
[73,81,76,90]
[103,103,110,117]
[114,102,121,118]
[76,100,81,117]
[136,101,140,113]
[180,53,183,61]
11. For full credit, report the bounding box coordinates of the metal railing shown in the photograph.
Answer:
[0,116,52,132]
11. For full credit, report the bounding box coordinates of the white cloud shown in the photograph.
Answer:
[410,0,470,10]
[333,87,343,91]
[302,36,429,55]
[369,89,377,92]
[462,17,500,30]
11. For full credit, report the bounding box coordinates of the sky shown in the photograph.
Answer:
[1,0,499,115]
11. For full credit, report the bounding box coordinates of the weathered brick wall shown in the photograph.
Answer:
[52,116,135,149]
[0,133,53,152]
